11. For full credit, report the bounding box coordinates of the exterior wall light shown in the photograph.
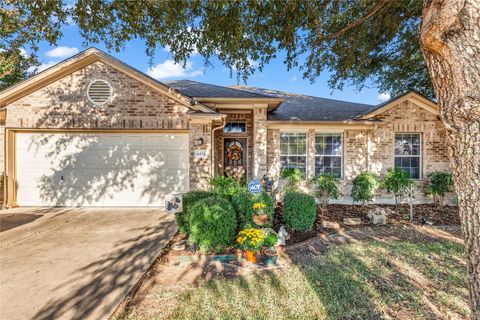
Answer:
[195,137,204,145]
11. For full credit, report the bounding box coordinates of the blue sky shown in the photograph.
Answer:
[30,22,391,105]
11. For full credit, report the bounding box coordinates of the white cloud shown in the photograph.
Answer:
[45,46,79,58]
[231,58,259,71]
[27,61,58,74]
[377,92,391,102]
[291,76,297,82]
[147,59,203,79]
[19,48,28,58]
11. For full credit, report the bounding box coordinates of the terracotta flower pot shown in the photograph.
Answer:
[245,250,257,263]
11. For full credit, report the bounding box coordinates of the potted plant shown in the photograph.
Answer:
[236,228,264,263]
[252,202,268,225]
[260,229,278,266]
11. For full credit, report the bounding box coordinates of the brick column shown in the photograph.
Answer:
[189,122,212,190]
[253,105,268,178]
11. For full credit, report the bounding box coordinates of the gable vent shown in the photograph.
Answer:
[87,80,112,105]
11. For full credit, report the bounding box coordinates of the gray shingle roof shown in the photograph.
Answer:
[165,80,377,121]
[165,80,272,99]
[233,87,376,121]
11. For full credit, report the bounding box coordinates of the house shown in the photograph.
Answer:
[0,48,450,207]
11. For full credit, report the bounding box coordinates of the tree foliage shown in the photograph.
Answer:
[1,0,433,96]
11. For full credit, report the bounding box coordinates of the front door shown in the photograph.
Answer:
[224,138,247,180]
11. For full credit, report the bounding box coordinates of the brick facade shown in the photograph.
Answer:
[253,107,268,178]
[266,100,451,204]
[6,61,191,129]
[3,60,212,197]
[213,111,253,179]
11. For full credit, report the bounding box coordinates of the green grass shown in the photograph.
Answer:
[121,240,469,320]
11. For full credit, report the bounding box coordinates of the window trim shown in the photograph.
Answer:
[279,131,308,175]
[394,132,422,180]
[314,132,344,179]
[223,121,247,134]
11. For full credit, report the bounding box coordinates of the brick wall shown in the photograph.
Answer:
[189,123,212,190]
[266,100,451,204]
[253,107,267,178]
[4,60,214,196]
[6,61,190,129]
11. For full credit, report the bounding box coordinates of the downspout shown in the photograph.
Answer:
[211,115,227,178]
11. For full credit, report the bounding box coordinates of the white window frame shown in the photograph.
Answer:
[314,132,343,178]
[394,132,422,180]
[279,132,308,176]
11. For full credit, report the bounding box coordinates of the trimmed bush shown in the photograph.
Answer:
[351,171,380,205]
[232,188,274,229]
[211,176,242,199]
[283,191,317,231]
[176,190,214,234]
[189,196,237,253]
[425,171,454,206]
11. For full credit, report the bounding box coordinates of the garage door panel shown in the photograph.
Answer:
[16,132,189,207]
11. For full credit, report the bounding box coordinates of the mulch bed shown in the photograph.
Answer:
[273,203,460,246]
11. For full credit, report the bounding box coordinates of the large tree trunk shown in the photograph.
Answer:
[420,0,480,318]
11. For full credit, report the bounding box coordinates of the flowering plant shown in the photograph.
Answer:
[236,228,265,252]
[252,202,266,214]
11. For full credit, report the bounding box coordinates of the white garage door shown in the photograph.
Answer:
[15,132,189,207]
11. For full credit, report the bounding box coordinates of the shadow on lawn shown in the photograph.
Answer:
[32,214,177,320]
[124,225,468,320]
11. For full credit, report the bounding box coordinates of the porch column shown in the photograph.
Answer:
[253,105,268,178]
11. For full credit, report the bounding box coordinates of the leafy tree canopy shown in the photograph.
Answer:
[1,0,433,97]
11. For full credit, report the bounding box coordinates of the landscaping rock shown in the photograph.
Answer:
[172,240,187,251]
[343,218,362,226]
[367,207,389,225]
[323,220,341,229]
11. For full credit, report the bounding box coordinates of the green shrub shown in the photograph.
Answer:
[263,231,278,248]
[176,191,214,234]
[232,188,274,229]
[382,168,411,205]
[351,171,380,205]
[283,191,317,231]
[425,171,454,206]
[313,173,341,209]
[189,196,237,253]
[211,176,242,199]
[280,168,304,191]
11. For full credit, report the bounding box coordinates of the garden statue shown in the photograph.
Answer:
[277,225,289,246]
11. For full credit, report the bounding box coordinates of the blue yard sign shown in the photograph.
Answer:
[247,179,262,194]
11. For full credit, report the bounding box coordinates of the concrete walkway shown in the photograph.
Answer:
[0,207,176,320]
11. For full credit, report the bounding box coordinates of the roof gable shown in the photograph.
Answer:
[0,48,213,113]
[359,91,438,119]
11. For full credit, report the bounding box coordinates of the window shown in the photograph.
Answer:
[280,132,307,174]
[315,133,342,178]
[224,122,246,133]
[395,133,421,179]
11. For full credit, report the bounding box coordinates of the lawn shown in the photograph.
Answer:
[119,232,469,320]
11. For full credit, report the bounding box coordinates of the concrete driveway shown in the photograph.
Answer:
[0,207,176,320]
